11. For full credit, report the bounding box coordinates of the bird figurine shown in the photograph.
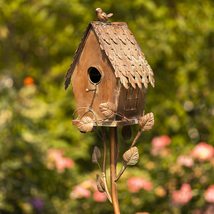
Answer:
[96,8,113,22]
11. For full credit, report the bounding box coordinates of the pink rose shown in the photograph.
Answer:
[47,149,74,173]
[151,135,171,156]
[172,183,192,206]
[127,177,143,193]
[55,157,74,173]
[127,177,153,193]
[70,185,91,199]
[204,185,214,203]
[93,191,107,202]
[141,180,153,191]
[192,142,214,161]
[152,135,171,149]
[177,155,194,168]
[48,149,63,160]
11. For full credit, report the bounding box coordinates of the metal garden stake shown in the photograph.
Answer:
[65,8,155,214]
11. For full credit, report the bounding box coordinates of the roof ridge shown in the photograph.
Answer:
[91,21,127,25]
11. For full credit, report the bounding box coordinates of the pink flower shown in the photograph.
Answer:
[127,177,153,193]
[192,142,214,161]
[127,177,143,193]
[152,135,171,149]
[141,180,153,191]
[47,149,74,173]
[151,135,171,156]
[172,183,192,206]
[93,191,107,202]
[177,155,194,168]
[55,157,74,173]
[70,185,91,199]
[204,185,214,203]
[48,149,63,160]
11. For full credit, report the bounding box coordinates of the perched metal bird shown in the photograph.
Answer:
[96,8,113,22]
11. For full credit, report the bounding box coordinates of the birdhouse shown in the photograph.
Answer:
[65,21,154,129]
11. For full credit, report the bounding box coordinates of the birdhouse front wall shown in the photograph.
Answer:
[71,29,118,121]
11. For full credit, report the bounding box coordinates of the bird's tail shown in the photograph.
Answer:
[107,13,113,18]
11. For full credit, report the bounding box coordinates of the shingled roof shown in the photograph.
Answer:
[65,21,155,90]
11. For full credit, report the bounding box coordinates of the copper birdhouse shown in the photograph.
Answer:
[65,9,155,213]
[65,21,154,130]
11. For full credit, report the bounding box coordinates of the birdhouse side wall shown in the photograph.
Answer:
[117,85,146,119]
[71,29,119,121]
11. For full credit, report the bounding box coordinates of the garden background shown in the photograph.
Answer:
[0,0,214,213]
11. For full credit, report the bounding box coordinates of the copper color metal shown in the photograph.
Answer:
[66,15,155,213]
[65,22,154,90]
[65,22,155,126]
[110,127,120,214]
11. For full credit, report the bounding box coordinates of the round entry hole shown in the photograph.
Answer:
[88,67,102,84]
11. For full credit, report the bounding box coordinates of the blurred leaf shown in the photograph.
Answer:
[92,146,101,164]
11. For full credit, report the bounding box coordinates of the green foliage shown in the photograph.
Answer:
[0,0,214,213]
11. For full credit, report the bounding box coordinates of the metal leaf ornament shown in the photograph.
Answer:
[123,146,139,166]
[73,116,94,133]
[92,146,101,164]
[99,102,116,118]
[139,112,154,131]
[96,174,105,193]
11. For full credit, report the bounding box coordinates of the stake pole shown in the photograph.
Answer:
[110,127,120,214]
